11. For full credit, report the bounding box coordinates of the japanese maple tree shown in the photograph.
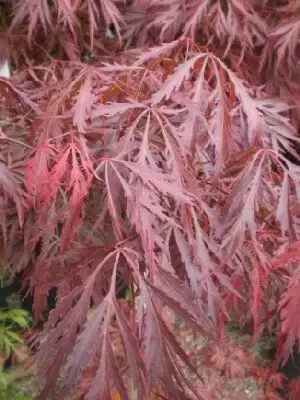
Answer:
[1,0,300,399]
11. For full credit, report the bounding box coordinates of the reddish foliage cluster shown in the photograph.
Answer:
[1,0,300,399]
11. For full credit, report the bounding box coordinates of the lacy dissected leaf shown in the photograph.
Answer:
[279,277,300,361]
[0,160,26,227]
[217,151,265,259]
[34,247,120,397]
[273,241,300,267]
[183,0,266,53]
[71,73,96,133]
[269,15,300,70]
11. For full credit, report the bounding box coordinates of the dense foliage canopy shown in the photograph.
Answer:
[1,0,300,399]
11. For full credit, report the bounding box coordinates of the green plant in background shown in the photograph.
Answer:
[0,309,31,394]
[0,370,8,391]
[0,264,9,289]
[0,382,32,400]
[0,309,31,359]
